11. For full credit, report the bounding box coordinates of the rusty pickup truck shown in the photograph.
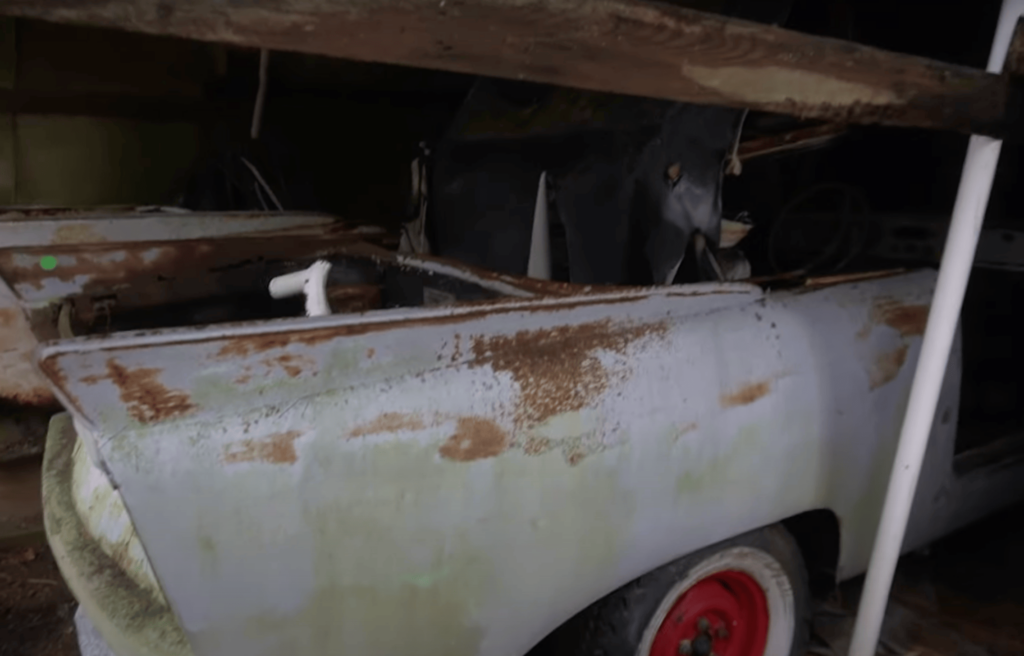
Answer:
[5,212,1024,656]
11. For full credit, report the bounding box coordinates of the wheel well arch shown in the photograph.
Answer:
[781,508,841,598]
[528,510,842,655]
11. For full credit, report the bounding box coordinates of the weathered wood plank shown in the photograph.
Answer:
[0,0,1014,136]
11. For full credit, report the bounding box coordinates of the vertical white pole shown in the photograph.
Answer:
[847,4,1023,655]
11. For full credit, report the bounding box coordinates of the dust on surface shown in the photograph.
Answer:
[50,224,105,245]
[682,63,899,107]
[0,541,78,656]
[223,430,303,465]
[469,319,668,429]
[720,380,772,408]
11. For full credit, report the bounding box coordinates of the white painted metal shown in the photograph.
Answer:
[74,608,118,656]
[635,547,795,656]
[847,3,1024,654]
[527,172,552,281]
[70,436,166,602]
[268,260,333,317]
[41,269,1010,656]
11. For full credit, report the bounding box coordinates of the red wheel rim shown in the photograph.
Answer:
[648,570,769,656]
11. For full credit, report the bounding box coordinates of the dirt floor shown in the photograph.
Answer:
[810,501,1024,656]
[0,456,43,544]
[0,539,77,656]
[1,503,1022,656]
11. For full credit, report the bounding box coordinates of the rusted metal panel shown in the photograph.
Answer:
[35,268,1018,656]
[0,0,1015,137]
[0,235,355,306]
[0,210,358,408]
[0,209,342,247]
[0,280,52,406]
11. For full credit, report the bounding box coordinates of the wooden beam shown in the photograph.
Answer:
[0,0,1014,136]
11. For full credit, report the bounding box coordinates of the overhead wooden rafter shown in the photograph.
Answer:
[0,0,1020,137]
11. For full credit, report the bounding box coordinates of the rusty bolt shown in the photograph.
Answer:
[716,624,730,639]
[678,639,692,655]
[697,617,710,632]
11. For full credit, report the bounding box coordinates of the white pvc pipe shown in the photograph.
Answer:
[847,3,1023,654]
[269,259,332,317]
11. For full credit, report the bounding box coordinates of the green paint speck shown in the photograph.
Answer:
[39,255,57,270]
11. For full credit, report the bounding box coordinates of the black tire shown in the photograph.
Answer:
[543,524,811,656]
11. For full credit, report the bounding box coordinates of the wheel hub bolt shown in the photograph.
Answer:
[678,639,692,655]
[692,634,713,656]
[697,616,710,632]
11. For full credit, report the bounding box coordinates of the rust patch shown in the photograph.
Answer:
[450,333,463,364]
[234,373,253,385]
[0,308,17,327]
[205,277,744,364]
[366,347,375,359]
[860,298,929,340]
[720,380,772,408]
[869,344,909,390]
[438,417,509,462]
[208,292,701,362]
[35,358,68,394]
[214,332,338,358]
[879,303,929,338]
[470,319,667,429]
[223,430,302,465]
[0,232,371,301]
[84,359,195,423]
[348,412,426,438]
[0,307,58,407]
[566,449,587,466]
[260,353,314,378]
[522,436,554,456]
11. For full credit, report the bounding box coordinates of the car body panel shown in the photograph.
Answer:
[33,267,1011,656]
